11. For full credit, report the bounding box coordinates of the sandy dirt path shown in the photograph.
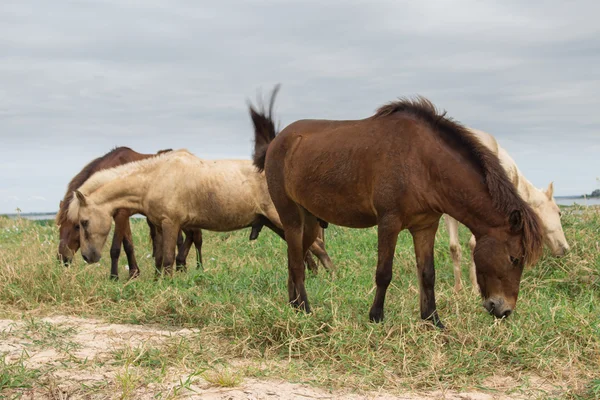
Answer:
[0,316,560,399]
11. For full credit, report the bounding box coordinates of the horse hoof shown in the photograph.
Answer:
[290,301,312,314]
[425,313,445,330]
[109,275,119,282]
[369,308,384,323]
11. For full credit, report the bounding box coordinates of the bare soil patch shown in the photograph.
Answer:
[0,316,565,399]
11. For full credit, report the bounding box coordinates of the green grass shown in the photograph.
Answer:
[0,207,598,398]
[0,354,41,392]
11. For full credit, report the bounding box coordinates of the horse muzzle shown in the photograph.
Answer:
[553,243,570,257]
[57,253,72,265]
[57,244,74,265]
[81,250,101,264]
[483,297,513,319]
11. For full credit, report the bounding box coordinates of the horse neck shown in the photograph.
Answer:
[434,168,508,238]
[89,175,147,214]
[497,147,541,205]
[514,171,540,205]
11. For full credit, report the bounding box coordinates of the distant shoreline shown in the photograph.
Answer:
[1,212,146,221]
[555,195,600,199]
[2,196,599,221]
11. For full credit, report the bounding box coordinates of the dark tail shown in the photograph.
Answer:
[248,84,280,172]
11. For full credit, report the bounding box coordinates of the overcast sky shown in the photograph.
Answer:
[1,0,599,213]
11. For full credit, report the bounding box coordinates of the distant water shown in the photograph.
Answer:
[3,198,598,222]
[554,197,600,206]
[2,213,146,221]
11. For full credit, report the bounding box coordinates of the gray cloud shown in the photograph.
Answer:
[1,0,599,213]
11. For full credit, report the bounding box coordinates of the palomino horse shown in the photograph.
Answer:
[56,147,202,279]
[249,87,543,327]
[66,152,332,275]
[446,129,569,292]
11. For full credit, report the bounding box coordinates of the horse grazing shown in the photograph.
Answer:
[56,147,202,279]
[249,86,543,327]
[446,129,569,292]
[65,151,332,275]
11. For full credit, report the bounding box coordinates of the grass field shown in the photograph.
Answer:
[0,207,598,399]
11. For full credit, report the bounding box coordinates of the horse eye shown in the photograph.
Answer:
[510,256,519,266]
[75,224,80,231]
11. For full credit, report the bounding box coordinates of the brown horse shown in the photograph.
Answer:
[249,87,544,327]
[56,147,202,279]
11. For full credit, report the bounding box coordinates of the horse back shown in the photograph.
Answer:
[265,117,439,227]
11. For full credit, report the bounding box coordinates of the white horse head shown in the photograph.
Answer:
[530,182,569,257]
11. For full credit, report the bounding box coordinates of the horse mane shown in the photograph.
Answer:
[56,147,133,226]
[374,96,544,266]
[66,149,190,223]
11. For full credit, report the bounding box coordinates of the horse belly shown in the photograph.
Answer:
[185,214,255,232]
[184,194,257,232]
[287,177,378,228]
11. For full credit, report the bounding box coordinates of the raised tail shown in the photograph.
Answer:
[248,84,280,172]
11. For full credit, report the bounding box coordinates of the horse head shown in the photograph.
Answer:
[67,190,113,264]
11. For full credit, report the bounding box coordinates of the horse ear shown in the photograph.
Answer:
[74,190,87,206]
[509,210,524,233]
[545,182,554,199]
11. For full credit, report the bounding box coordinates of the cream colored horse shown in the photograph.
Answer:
[447,129,569,292]
[67,149,332,274]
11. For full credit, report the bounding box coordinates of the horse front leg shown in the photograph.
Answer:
[175,229,192,272]
[445,215,463,292]
[369,217,401,323]
[160,221,180,277]
[121,216,140,279]
[411,220,444,329]
[109,211,128,281]
[468,235,480,294]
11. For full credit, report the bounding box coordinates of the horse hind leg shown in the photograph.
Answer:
[445,215,463,292]
[147,219,158,258]
[275,203,314,312]
[153,228,164,280]
[292,211,321,311]
[308,228,333,271]
[258,212,323,274]
[304,252,319,274]
[191,229,203,269]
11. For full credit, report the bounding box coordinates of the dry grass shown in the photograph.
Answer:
[0,206,598,399]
